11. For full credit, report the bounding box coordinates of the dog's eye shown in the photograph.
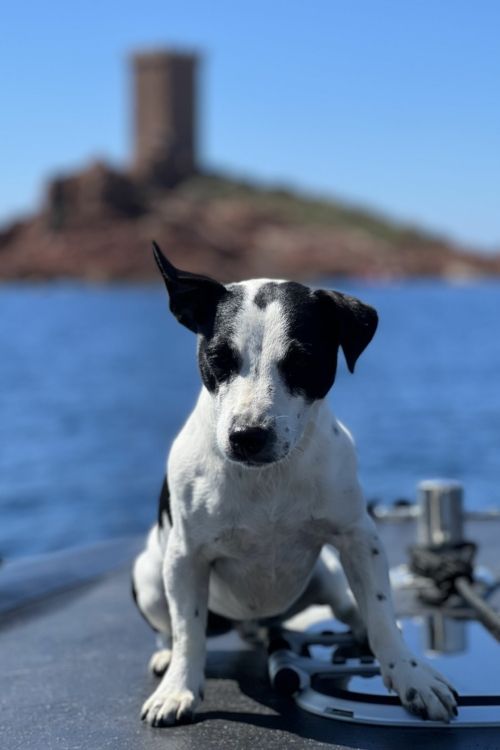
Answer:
[283,342,312,368]
[206,343,241,383]
[278,341,315,396]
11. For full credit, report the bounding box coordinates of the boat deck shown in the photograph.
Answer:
[1,521,499,750]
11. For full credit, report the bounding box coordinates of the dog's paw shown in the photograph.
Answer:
[382,656,458,722]
[141,686,200,727]
[148,648,172,677]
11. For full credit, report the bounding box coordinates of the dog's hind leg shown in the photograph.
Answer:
[276,546,366,641]
[132,524,172,676]
[282,546,366,640]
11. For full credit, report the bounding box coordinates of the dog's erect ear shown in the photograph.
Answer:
[316,289,378,373]
[152,242,226,334]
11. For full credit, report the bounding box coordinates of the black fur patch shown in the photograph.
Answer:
[273,282,341,401]
[198,285,244,393]
[158,477,172,528]
[317,289,378,374]
[200,341,241,387]
[153,242,227,336]
[253,282,280,309]
[257,280,377,401]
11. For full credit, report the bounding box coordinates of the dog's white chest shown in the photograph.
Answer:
[207,515,325,620]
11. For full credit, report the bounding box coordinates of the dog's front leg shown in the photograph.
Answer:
[334,514,458,722]
[141,536,209,727]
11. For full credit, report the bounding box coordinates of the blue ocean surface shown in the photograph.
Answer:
[1,281,499,559]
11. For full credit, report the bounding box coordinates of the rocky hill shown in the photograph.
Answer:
[1,167,499,282]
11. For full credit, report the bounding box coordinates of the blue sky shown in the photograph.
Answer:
[1,1,499,249]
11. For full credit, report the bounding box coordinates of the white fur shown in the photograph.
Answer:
[210,280,310,462]
[134,279,457,727]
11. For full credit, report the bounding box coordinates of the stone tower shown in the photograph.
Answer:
[132,50,198,186]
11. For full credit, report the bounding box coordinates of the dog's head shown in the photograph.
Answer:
[153,242,378,467]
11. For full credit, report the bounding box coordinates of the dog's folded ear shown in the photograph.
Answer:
[152,242,227,334]
[315,289,378,373]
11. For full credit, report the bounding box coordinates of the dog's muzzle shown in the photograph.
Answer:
[228,425,277,465]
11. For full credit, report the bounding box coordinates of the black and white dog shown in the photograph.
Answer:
[132,242,458,727]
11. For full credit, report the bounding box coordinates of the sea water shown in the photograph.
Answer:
[1,281,499,558]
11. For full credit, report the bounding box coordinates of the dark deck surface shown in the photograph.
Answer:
[1,522,499,750]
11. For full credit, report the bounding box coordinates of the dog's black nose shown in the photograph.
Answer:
[229,426,273,461]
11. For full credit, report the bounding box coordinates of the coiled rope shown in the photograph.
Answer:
[409,541,500,642]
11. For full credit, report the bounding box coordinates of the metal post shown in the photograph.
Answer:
[424,613,467,654]
[417,479,464,546]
